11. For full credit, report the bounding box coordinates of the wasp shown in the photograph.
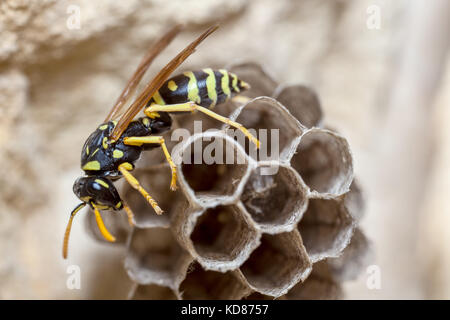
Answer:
[63,25,260,258]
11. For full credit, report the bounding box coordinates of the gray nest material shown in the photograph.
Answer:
[85,62,370,300]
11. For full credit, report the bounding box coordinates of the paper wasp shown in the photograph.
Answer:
[63,25,260,258]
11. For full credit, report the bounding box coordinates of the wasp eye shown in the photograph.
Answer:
[73,177,86,198]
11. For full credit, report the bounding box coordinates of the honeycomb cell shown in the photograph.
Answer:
[124,227,193,290]
[327,228,372,281]
[298,198,354,262]
[272,84,323,128]
[344,179,366,222]
[228,62,278,98]
[229,97,304,162]
[291,128,353,196]
[173,131,253,207]
[178,204,261,272]
[284,260,342,300]
[241,161,308,233]
[180,262,251,299]
[239,231,312,297]
[121,166,187,228]
[129,283,178,300]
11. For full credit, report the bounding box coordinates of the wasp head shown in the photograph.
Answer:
[64,176,126,259]
[73,176,123,210]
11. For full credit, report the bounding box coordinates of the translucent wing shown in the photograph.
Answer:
[109,25,219,141]
[105,24,182,122]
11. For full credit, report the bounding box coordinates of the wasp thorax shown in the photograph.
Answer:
[73,176,123,210]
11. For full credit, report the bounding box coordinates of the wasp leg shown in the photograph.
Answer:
[92,203,116,242]
[63,202,86,259]
[145,102,260,148]
[118,162,163,215]
[124,135,177,191]
[122,202,136,226]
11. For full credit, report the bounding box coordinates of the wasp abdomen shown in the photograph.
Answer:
[149,69,249,109]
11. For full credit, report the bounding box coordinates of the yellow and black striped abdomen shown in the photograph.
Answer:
[148,69,249,109]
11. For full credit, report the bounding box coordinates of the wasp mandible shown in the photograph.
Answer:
[63,25,260,258]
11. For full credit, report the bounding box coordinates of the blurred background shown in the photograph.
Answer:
[0,0,449,299]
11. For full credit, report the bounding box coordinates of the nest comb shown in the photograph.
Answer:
[85,62,370,299]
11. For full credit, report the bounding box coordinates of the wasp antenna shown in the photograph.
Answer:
[92,203,116,242]
[63,203,86,259]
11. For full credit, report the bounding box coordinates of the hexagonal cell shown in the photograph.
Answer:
[291,128,353,196]
[328,228,372,281]
[272,84,323,128]
[173,131,253,207]
[284,260,342,300]
[228,97,304,162]
[228,62,278,98]
[121,165,187,228]
[124,227,193,290]
[239,231,312,297]
[179,262,251,300]
[129,283,178,300]
[298,198,355,263]
[183,204,260,272]
[85,207,131,245]
[344,179,366,222]
[241,162,308,233]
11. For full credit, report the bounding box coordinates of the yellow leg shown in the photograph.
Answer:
[92,203,116,242]
[118,163,163,215]
[122,203,135,226]
[123,136,177,191]
[62,202,86,259]
[145,102,260,148]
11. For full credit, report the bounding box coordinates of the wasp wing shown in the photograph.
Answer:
[105,24,183,122]
[109,25,219,141]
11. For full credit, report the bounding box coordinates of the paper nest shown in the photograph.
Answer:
[85,62,371,300]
